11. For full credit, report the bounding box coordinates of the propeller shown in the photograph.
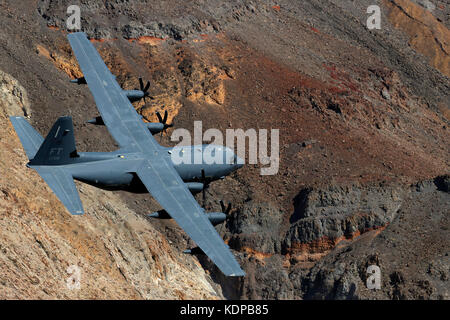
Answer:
[156,110,174,141]
[219,200,233,234]
[219,200,232,216]
[135,77,152,102]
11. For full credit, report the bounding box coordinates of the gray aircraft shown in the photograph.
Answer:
[10,32,245,277]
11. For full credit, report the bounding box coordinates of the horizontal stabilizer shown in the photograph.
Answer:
[34,167,84,215]
[9,116,44,160]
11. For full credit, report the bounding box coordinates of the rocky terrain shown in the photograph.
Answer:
[0,0,448,299]
[0,70,220,299]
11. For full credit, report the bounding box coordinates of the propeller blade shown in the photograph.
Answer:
[201,169,206,181]
[156,111,163,123]
[201,169,207,208]
[139,77,144,91]
[219,200,232,215]
[143,80,150,92]
[225,203,232,215]
[218,200,233,235]
[154,108,174,142]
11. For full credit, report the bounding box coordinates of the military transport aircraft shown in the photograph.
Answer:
[9,32,245,277]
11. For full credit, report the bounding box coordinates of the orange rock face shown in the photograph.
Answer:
[36,44,82,79]
[384,0,450,77]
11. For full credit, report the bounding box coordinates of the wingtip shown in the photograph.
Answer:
[228,267,246,277]
[229,271,246,277]
[70,209,85,215]
[147,212,159,218]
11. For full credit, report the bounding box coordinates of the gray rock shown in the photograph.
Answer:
[0,70,31,117]
[228,201,282,254]
[284,183,403,247]
[381,87,391,100]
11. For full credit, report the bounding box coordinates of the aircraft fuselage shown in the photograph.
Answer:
[29,144,242,194]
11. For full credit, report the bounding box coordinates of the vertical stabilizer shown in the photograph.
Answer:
[29,116,79,166]
[10,116,84,215]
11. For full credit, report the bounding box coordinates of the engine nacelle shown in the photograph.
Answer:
[147,210,226,226]
[184,182,204,194]
[87,116,165,136]
[86,116,104,126]
[70,77,87,85]
[124,90,145,102]
[183,247,205,255]
[145,122,164,134]
[206,212,227,226]
[147,210,171,219]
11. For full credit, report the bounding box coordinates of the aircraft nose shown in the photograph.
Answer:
[234,155,244,169]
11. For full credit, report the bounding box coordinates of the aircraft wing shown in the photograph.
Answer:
[68,32,156,152]
[67,32,244,276]
[136,159,245,277]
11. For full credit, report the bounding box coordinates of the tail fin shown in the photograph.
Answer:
[28,116,79,166]
[9,116,44,160]
[10,116,84,215]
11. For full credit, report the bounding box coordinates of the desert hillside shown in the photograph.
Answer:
[0,0,448,299]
